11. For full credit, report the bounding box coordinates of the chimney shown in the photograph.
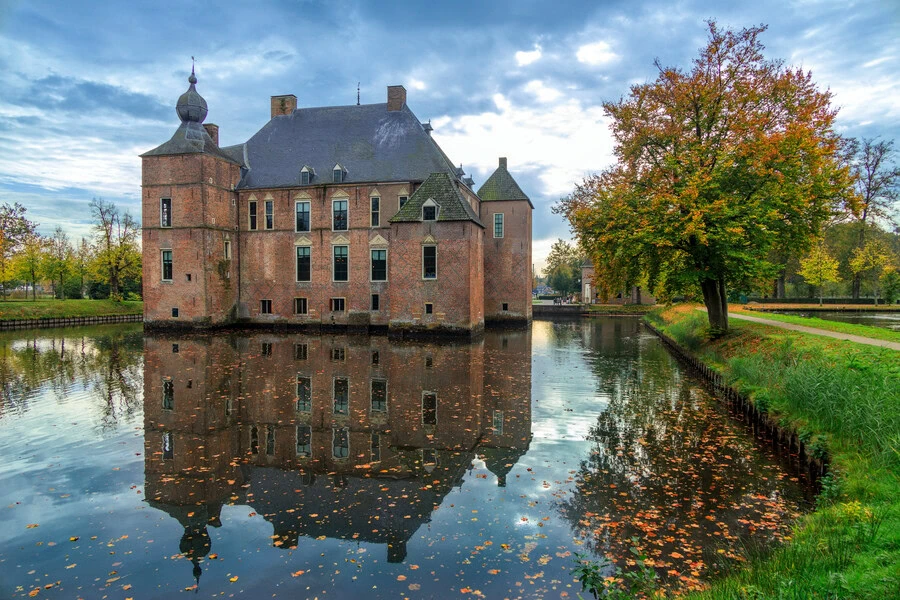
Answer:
[271,94,297,118]
[203,123,219,146]
[499,157,508,169]
[387,85,407,111]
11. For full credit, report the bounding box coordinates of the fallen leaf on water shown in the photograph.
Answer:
[291,570,305,577]
[26,524,39,529]
[229,576,238,582]
[396,575,407,581]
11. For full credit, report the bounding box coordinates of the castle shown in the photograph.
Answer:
[141,70,532,335]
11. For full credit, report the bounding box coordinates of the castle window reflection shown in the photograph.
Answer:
[296,376,312,412]
[333,378,349,415]
[266,425,275,456]
[250,426,259,454]
[371,350,379,365]
[331,347,345,362]
[162,431,174,460]
[162,377,174,410]
[422,392,437,425]
[294,343,308,360]
[493,410,504,435]
[371,379,387,412]
[333,427,349,458]
[371,432,381,462]
[296,425,311,457]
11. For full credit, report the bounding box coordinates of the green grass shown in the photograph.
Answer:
[0,299,143,321]
[733,306,900,344]
[585,303,656,315]
[643,305,900,599]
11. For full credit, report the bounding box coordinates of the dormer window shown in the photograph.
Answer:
[422,199,438,221]
[300,166,314,185]
[332,164,345,183]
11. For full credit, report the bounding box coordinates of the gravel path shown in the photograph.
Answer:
[726,311,900,351]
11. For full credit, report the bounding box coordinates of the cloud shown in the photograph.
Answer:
[515,44,543,66]
[408,78,427,91]
[524,80,562,103]
[576,40,619,66]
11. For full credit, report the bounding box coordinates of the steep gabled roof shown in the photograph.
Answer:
[390,172,484,227]
[237,103,460,189]
[477,157,533,208]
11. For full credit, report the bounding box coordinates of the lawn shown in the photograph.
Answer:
[640,304,900,599]
[0,299,143,321]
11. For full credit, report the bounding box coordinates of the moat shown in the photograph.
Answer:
[0,318,811,598]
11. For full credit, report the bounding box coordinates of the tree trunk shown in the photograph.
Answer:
[819,288,824,307]
[852,273,861,300]
[635,286,642,304]
[700,277,728,333]
[775,272,786,299]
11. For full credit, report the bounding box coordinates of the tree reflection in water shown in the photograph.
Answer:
[559,326,808,592]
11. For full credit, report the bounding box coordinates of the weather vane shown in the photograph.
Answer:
[357,82,360,106]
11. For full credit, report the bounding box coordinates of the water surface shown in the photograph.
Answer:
[0,319,810,598]
[771,310,900,331]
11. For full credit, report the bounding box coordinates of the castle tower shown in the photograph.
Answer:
[478,157,533,324]
[141,68,242,326]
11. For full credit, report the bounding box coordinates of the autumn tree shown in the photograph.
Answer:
[44,226,74,299]
[74,237,93,299]
[847,138,900,298]
[0,202,38,298]
[13,232,46,301]
[849,240,891,305]
[798,240,840,306]
[555,22,850,332]
[90,198,140,300]
[543,239,583,296]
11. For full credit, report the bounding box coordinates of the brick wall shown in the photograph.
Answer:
[481,199,532,322]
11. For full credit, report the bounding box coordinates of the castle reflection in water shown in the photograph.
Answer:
[142,329,531,572]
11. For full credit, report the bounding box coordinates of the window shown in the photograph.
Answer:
[186,273,191,282]
[333,199,348,231]
[494,213,504,238]
[333,167,344,183]
[331,346,345,361]
[294,343,308,360]
[422,392,437,425]
[266,425,276,456]
[423,205,436,221]
[296,376,311,412]
[333,246,348,281]
[294,297,308,315]
[160,198,172,227]
[162,378,174,410]
[371,196,380,227]
[371,249,386,281]
[300,167,312,186]
[424,303,433,315]
[371,350,379,365]
[423,246,436,279]
[399,195,408,208]
[171,307,179,318]
[260,299,272,314]
[330,297,345,312]
[493,410,504,435]
[371,379,387,412]
[296,246,311,281]
[502,302,509,311]
[333,377,349,415]
[162,431,174,460]
[296,425,311,457]
[172,344,179,353]
[261,342,272,357]
[371,433,381,462]
[249,201,258,230]
[333,427,349,458]
[224,240,231,260]
[250,426,260,455]
[425,354,433,369]
[295,201,310,232]
[161,250,173,281]
[265,200,274,230]
[371,293,380,311]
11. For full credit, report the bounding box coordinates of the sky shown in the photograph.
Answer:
[0,0,898,273]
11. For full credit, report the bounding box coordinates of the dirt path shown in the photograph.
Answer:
[725,311,900,351]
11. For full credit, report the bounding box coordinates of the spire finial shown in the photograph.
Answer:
[189,57,197,84]
[357,82,360,106]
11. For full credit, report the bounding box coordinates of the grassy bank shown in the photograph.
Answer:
[731,306,900,344]
[585,303,656,315]
[642,305,899,599]
[0,299,143,321]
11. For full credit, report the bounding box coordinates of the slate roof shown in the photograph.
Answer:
[141,121,240,164]
[477,158,533,208]
[234,103,460,189]
[390,172,484,227]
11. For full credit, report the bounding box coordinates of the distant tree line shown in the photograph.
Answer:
[0,198,141,301]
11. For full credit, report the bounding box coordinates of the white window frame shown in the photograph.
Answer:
[248,199,258,230]
[422,199,438,222]
[296,246,311,282]
[223,240,231,260]
[264,199,274,230]
[300,166,312,186]
[332,164,344,183]
[332,197,349,231]
[422,391,437,425]
[296,374,312,412]
[494,213,504,238]
[160,198,172,228]
[370,248,387,282]
[370,378,388,413]
[293,297,308,315]
[422,245,437,280]
[330,297,346,312]
[161,249,173,282]
[333,245,349,282]
[295,200,311,232]
[333,377,349,415]
[370,195,380,227]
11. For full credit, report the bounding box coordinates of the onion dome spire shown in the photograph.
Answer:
[176,60,208,123]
